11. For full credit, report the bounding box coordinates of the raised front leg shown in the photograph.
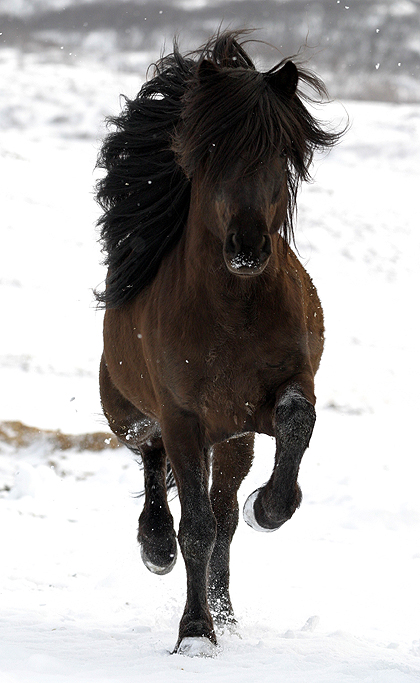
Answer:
[244,382,316,532]
[208,434,254,625]
[161,410,217,655]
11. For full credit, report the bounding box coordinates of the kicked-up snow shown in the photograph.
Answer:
[0,50,419,682]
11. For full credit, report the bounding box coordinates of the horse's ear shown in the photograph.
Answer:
[266,61,298,97]
[197,59,219,83]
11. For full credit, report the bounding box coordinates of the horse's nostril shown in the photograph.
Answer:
[258,234,270,250]
[226,232,240,256]
[231,233,239,250]
[263,235,271,253]
[259,235,272,262]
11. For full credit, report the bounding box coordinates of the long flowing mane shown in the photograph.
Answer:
[96,30,342,308]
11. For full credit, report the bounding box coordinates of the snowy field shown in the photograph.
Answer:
[0,49,420,681]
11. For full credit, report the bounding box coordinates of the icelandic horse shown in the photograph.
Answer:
[96,30,343,655]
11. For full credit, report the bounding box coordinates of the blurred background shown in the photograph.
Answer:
[1,0,419,125]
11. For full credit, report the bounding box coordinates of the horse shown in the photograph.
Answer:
[96,30,344,656]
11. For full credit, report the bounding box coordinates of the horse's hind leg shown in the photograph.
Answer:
[137,444,177,574]
[208,434,254,625]
[244,382,316,531]
[100,356,177,574]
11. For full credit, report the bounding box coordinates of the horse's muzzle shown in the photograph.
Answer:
[223,232,272,277]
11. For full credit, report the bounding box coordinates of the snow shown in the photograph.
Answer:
[0,48,420,681]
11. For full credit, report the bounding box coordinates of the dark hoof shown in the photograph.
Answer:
[174,637,218,657]
[140,542,177,575]
[138,509,177,574]
[243,485,302,532]
[139,527,178,575]
[176,615,217,652]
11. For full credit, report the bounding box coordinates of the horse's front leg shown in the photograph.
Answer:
[244,382,316,531]
[161,409,217,655]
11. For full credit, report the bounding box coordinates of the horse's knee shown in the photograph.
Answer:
[275,385,316,451]
[178,502,216,563]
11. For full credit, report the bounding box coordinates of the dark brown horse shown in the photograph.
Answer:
[96,31,343,656]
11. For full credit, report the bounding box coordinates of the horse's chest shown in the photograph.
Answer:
[192,338,271,433]
[161,295,303,436]
[200,374,262,431]
[204,350,262,400]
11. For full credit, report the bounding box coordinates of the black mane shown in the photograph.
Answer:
[96,30,342,308]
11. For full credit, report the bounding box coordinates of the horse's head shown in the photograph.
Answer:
[173,59,300,278]
[210,155,288,277]
[172,42,345,280]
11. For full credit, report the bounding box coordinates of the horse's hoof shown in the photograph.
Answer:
[243,488,278,532]
[140,544,177,575]
[174,637,218,658]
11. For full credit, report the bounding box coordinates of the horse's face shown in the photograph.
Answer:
[204,156,288,277]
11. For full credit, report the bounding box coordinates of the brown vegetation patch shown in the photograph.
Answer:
[0,420,120,452]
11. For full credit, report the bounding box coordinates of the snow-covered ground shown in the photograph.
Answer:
[0,49,420,681]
